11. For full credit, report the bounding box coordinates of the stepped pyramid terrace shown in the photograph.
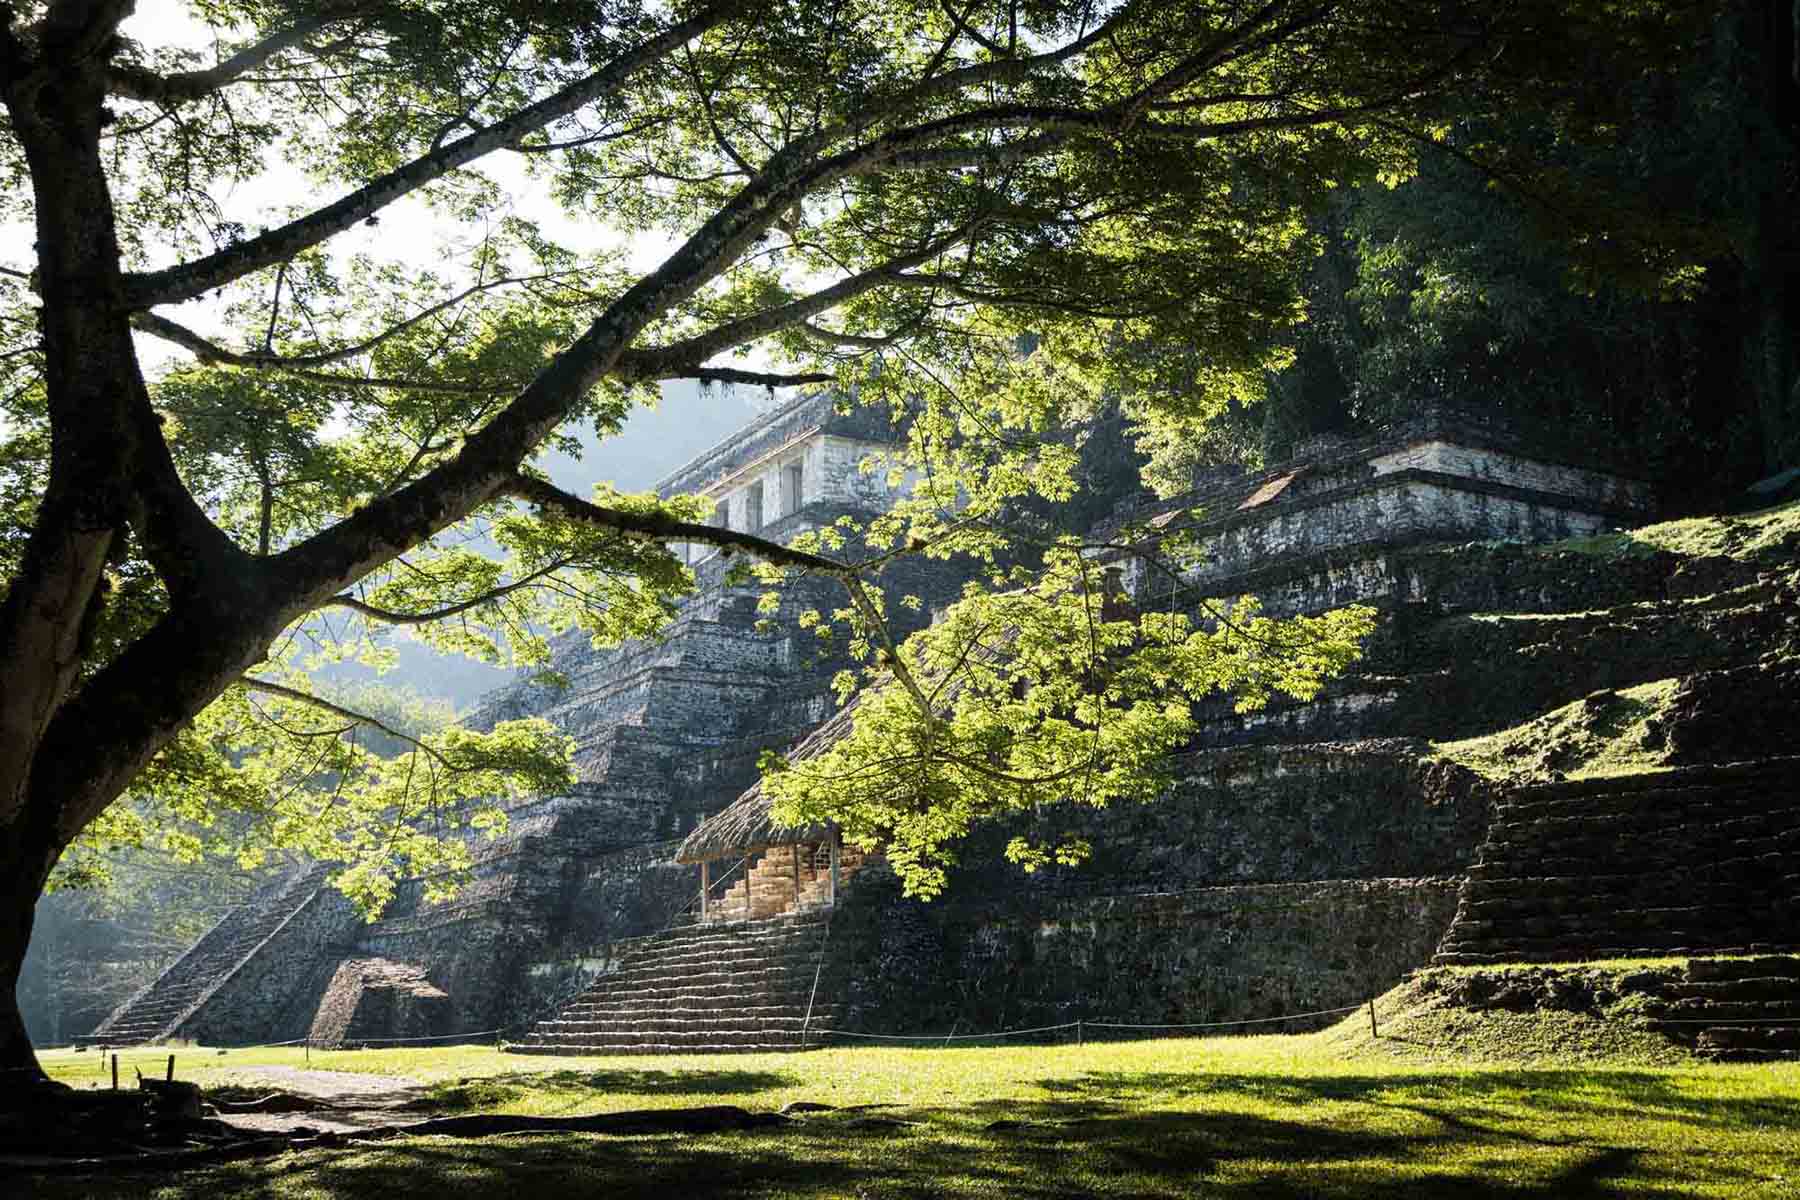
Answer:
[78,401,1800,1062]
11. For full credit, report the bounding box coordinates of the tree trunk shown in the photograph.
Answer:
[0,828,62,1086]
[0,46,187,1095]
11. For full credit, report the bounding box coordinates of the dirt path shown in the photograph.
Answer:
[208,1066,433,1134]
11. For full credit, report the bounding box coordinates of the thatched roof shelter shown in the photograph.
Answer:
[676,698,862,863]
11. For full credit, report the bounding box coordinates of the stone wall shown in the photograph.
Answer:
[954,741,1492,896]
[1105,407,1652,609]
[814,740,1485,1035]
[1127,474,1636,602]
[1176,538,1787,750]
[830,871,1461,1033]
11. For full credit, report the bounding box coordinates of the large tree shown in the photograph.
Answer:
[0,0,1685,1085]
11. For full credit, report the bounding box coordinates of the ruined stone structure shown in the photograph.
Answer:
[90,392,956,1048]
[89,400,1800,1059]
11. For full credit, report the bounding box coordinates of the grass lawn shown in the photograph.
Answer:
[24,1016,1800,1199]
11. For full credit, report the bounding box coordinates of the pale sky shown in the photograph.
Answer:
[3,0,688,375]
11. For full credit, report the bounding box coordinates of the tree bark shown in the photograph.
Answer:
[0,23,245,1091]
[0,827,61,1084]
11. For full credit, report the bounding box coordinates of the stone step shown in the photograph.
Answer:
[1460,896,1779,923]
[559,1004,844,1024]
[1492,787,1796,817]
[1468,862,1799,889]
[1436,941,1798,964]
[1663,977,1800,1002]
[615,941,823,973]
[1687,957,1800,982]
[625,920,831,955]
[595,954,819,986]
[558,989,846,1018]
[1449,908,1774,936]
[576,939,828,976]
[92,872,330,1040]
[1472,843,1800,873]
[1462,873,1793,900]
[1496,788,1787,823]
[579,939,824,976]
[509,1041,815,1056]
[531,1014,833,1037]
[575,964,819,998]
[1479,824,1800,857]
[1654,1001,1800,1024]
[517,1027,813,1049]
[515,907,851,1055]
[1485,803,1800,835]
[578,983,822,1009]
[1696,1026,1800,1052]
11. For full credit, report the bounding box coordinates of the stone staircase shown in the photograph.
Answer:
[1650,957,1800,1062]
[712,844,868,923]
[84,866,331,1045]
[509,910,840,1055]
[1436,760,1800,965]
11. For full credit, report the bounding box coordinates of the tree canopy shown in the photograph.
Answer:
[0,0,1712,1081]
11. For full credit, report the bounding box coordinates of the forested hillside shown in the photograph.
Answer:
[1210,5,1797,510]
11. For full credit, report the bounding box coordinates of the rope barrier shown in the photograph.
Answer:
[1086,1005,1365,1030]
[1651,1018,1800,1025]
[811,1021,1081,1042]
[339,1029,501,1045]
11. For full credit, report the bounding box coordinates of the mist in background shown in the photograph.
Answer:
[327,381,762,710]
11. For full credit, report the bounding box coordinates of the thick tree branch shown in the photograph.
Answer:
[799,319,913,349]
[120,1,744,308]
[107,13,345,105]
[686,366,834,387]
[618,228,977,379]
[506,474,853,576]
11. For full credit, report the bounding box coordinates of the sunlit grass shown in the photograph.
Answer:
[1554,499,1800,563]
[1432,677,1680,783]
[29,1019,1800,1198]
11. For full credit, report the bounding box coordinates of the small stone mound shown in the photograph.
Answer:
[306,958,451,1049]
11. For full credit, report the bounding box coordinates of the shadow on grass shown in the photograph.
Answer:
[39,1113,1650,1200]
[1034,1068,1800,1130]
[415,1068,803,1110]
[25,1091,1791,1199]
[21,1069,1796,1198]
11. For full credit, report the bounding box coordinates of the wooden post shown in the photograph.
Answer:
[828,831,840,907]
[791,843,801,908]
[111,1054,118,1091]
[1367,999,1379,1039]
[700,860,710,923]
[166,1054,175,1082]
